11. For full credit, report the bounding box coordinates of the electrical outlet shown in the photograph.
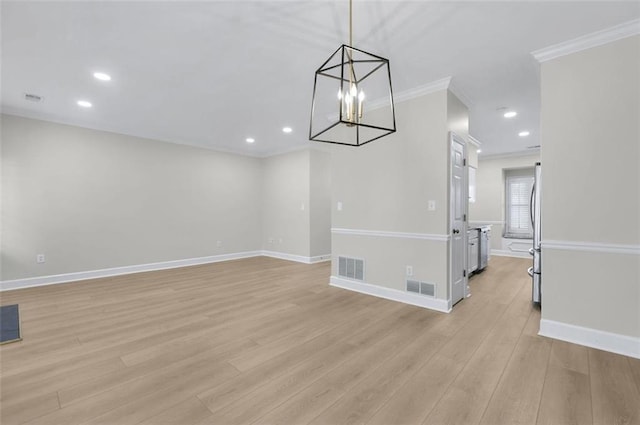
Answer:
[337,201,343,211]
[300,202,305,211]
[428,200,436,211]
[268,238,275,244]
[216,240,222,248]
[406,265,413,276]
[36,254,46,264]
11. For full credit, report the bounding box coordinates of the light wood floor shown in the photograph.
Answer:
[1,256,639,425]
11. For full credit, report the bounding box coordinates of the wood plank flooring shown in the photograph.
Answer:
[1,256,639,425]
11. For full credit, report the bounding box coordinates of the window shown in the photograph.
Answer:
[504,168,534,238]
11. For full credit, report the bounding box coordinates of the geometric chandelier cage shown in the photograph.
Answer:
[309,2,396,146]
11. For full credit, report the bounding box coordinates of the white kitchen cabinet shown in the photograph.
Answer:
[468,229,479,273]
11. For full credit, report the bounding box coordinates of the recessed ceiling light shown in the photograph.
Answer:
[477,149,482,153]
[77,100,92,108]
[504,111,517,118]
[282,127,293,133]
[519,131,530,137]
[93,72,111,81]
[246,137,255,143]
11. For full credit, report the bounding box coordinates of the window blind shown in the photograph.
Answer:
[504,169,534,238]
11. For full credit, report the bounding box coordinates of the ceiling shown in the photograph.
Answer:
[2,1,638,157]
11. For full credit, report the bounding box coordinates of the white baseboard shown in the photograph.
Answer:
[309,254,332,264]
[0,250,332,291]
[0,251,263,291]
[539,319,640,359]
[261,251,331,264]
[330,276,451,313]
[491,249,531,259]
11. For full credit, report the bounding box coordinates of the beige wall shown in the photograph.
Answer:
[261,149,332,259]
[467,146,478,169]
[261,150,311,257]
[330,89,467,303]
[333,234,448,296]
[1,115,334,282]
[332,91,449,235]
[540,35,640,338]
[448,91,469,146]
[469,153,540,250]
[1,114,262,281]
[543,249,639,337]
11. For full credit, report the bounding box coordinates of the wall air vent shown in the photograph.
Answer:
[407,280,420,293]
[407,280,436,297]
[24,93,43,102]
[338,256,364,281]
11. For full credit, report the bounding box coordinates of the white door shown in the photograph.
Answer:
[450,133,468,306]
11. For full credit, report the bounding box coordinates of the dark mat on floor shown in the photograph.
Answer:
[1,304,22,344]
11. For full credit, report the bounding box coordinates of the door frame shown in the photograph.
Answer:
[449,132,469,308]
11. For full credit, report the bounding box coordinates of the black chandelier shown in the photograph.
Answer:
[309,0,396,147]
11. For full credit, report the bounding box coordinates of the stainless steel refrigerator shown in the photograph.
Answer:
[528,162,542,304]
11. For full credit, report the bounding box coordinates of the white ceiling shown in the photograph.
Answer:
[2,1,638,157]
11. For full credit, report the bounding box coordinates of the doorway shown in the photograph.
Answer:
[450,132,468,306]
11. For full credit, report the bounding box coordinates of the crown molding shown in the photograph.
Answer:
[468,135,482,147]
[390,77,452,106]
[363,76,451,113]
[1,111,267,159]
[374,76,473,110]
[259,145,311,159]
[448,79,474,108]
[478,150,540,161]
[532,19,640,63]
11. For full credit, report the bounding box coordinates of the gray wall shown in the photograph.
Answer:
[330,89,467,303]
[310,150,332,257]
[1,115,262,280]
[1,115,332,281]
[261,150,311,257]
[540,35,639,339]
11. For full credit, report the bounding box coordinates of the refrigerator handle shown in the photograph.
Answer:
[530,182,535,227]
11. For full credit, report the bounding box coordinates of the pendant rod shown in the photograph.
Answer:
[349,0,353,47]
[347,0,355,84]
